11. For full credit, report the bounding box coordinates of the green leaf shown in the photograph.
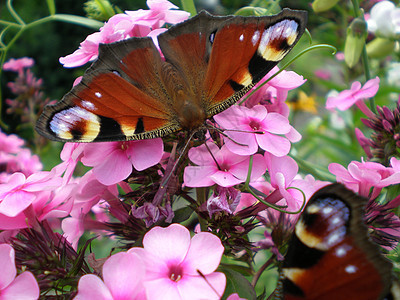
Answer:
[52,14,103,29]
[172,206,193,223]
[219,266,257,300]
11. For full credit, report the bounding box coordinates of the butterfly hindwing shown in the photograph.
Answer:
[276,184,393,300]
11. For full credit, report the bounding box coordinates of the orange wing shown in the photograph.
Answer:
[36,38,181,142]
[158,9,307,118]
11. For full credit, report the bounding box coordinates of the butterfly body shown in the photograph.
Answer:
[36,9,307,142]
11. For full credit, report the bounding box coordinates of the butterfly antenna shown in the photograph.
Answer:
[160,130,197,189]
[197,269,222,298]
[204,141,222,170]
[207,123,263,147]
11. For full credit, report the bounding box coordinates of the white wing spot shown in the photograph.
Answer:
[82,100,96,110]
[252,30,260,46]
[345,265,357,274]
[239,34,244,41]
[322,206,333,215]
[95,92,102,98]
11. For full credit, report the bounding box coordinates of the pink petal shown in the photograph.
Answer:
[353,77,380,100]
[210,171,243,187]
[75,274,113,300]
[0,213,27,230]
[163,10,191,24]
[265,153,298,186]
[184,232,224,275]
[177,272,226,300]
[188,142,219,166]
[0,191,36,217]
[223,131,258,156]
[0,173,26,197]
[184,166,217,187]
[59,49,95,68]
[0,244,16,290]
[93,152,132,185]
[268,69,306,90]
[261,113,290,134]
[286,127,302,143]
[143,224,190,263]
[127,139,163,171]
[143,278,181,300]
[230,154,266,182]
[1,272,39,300]
[103,252,145,299]
[257,133,291,157]
[81,143,117,166]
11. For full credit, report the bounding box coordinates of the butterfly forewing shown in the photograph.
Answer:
[36,9,307,142]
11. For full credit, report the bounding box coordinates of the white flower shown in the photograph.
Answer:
[387,62,400,86]
[367,1,400,39]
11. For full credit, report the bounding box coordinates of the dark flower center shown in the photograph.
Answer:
[168,264,183,282]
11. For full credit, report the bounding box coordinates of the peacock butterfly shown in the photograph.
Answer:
[35,8,307,142]
[273,183,399,300]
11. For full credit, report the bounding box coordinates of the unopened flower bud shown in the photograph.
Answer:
[84,0,117,21]
[344,18,368,68]
[312,0,340,13]
[367,38,396,58]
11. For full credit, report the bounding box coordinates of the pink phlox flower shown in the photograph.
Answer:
[329,159,400,199]
[0,169,62,217]
[62,171,118,248]
[126,0,190,29]
[207,186,241,217]
[0,150,42,184]
[0,244,39,299]
[264,153,301,211]
[34,183,76,222]
[214,105,300,156]
[60,0,189,67]
[128,224,226,300]
[265,154,330,212]
[0,130,24,153]
[3,57,34,73]
[244,67,306,117]
[56,143,86,185]
[326,77,380,114]
[75,251,146,300]
[183,142,266,187]
[81,139,163,185]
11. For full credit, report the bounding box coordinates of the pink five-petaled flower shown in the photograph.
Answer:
[245,66,306,117]
[3,57,34,73]
[326,77,380,116]
[329,158,400,199]
[75,251,146,300]
[0,244,39,299]
[80,139,164,186]
[59,0,189,68]
[129,224,226,300]
[0,170,62,217]
[214,104,301,156]
[183,142,266,187]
